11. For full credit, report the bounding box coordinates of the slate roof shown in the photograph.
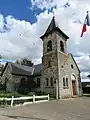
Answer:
[45,17,56,34]
[10,62,34,76]
[33,64,43,76]
[40,16,69,40]
[1,62,43,77]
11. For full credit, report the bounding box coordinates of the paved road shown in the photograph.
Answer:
[0,97,90,120]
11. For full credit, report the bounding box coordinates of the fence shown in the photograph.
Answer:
[0,94,49,107]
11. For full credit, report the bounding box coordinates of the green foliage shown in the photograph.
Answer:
[15,60,20,64]
[0,91,30,107]
[0,83,5,90]
[35,91,56,100]
[0,99,7,107]
[0,91,27,98]
[35,91,47,95]
[49,95,56,100]
[21,58,33,66]
[28,92,35,96]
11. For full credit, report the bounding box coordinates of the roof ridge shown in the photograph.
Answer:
[10,62,34,68]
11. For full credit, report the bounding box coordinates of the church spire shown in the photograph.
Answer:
[40,16,56,39]
[40,16,69,40]
[45,16,56,34]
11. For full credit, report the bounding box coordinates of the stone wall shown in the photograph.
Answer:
[1,64,43,93]
[68,54,82,96]
[41,28,82,98]
[57,52,82,98]
[41,32,58,96]
[1,64,28,92]
[1,64,13,92]
[12,75,27,92]
[33,76,42,92]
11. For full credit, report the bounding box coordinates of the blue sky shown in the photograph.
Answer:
[0,0,42,62]
[0,0,42,23]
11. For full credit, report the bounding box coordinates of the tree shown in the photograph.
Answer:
[0,55,2,59]
[21,58,33,67]
[15,60,20,64]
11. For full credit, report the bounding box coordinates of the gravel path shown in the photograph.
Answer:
[0,97,90,120]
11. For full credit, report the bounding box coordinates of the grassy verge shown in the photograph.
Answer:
[49,95,56,100]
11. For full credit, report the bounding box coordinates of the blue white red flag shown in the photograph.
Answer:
[81,12,90,37]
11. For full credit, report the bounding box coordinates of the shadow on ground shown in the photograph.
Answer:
[2,115,47,120]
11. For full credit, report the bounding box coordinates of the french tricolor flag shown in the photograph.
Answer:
[81,12,90,37]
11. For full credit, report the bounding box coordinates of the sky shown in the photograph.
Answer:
[0,0,90,81]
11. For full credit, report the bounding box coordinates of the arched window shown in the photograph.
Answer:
[48,60,51,67]
[47,40,52,52]
[63,77,65,87]
[50,77,53,86]
[21,77,26,84]
[4,77,8,89]
[5,77,8,83]
[60,41,64,52]
[37,78,40,87]
[18,77,27,94]
[66,77,68,87]
[46,78,49,86]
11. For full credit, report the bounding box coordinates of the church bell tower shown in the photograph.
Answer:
[40,16,69,98]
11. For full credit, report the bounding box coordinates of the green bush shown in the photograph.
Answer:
[35,91,47,95]
[0,91,27,98]
[28,92,35,96]
[0,99,7,106]
[0,91,33,107]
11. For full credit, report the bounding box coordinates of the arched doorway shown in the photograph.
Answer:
[71,74,77,96]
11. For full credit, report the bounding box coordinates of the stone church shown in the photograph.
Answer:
[1,16,82,99]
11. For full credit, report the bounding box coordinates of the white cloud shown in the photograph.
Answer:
[30,0,57,10]
[30,0,90,10]
[0,14,4,29]
[0,0,90,81]
[0,15,43,64]
[30,0,90,81]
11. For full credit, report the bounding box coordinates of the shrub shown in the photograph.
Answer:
[0,99,7,106]
[35,91,47,95]
[0,91,27,98]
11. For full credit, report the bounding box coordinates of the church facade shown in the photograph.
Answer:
[1,17,82,99]
[39,17,82,99]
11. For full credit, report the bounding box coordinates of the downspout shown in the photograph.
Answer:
[56,34,60,99]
